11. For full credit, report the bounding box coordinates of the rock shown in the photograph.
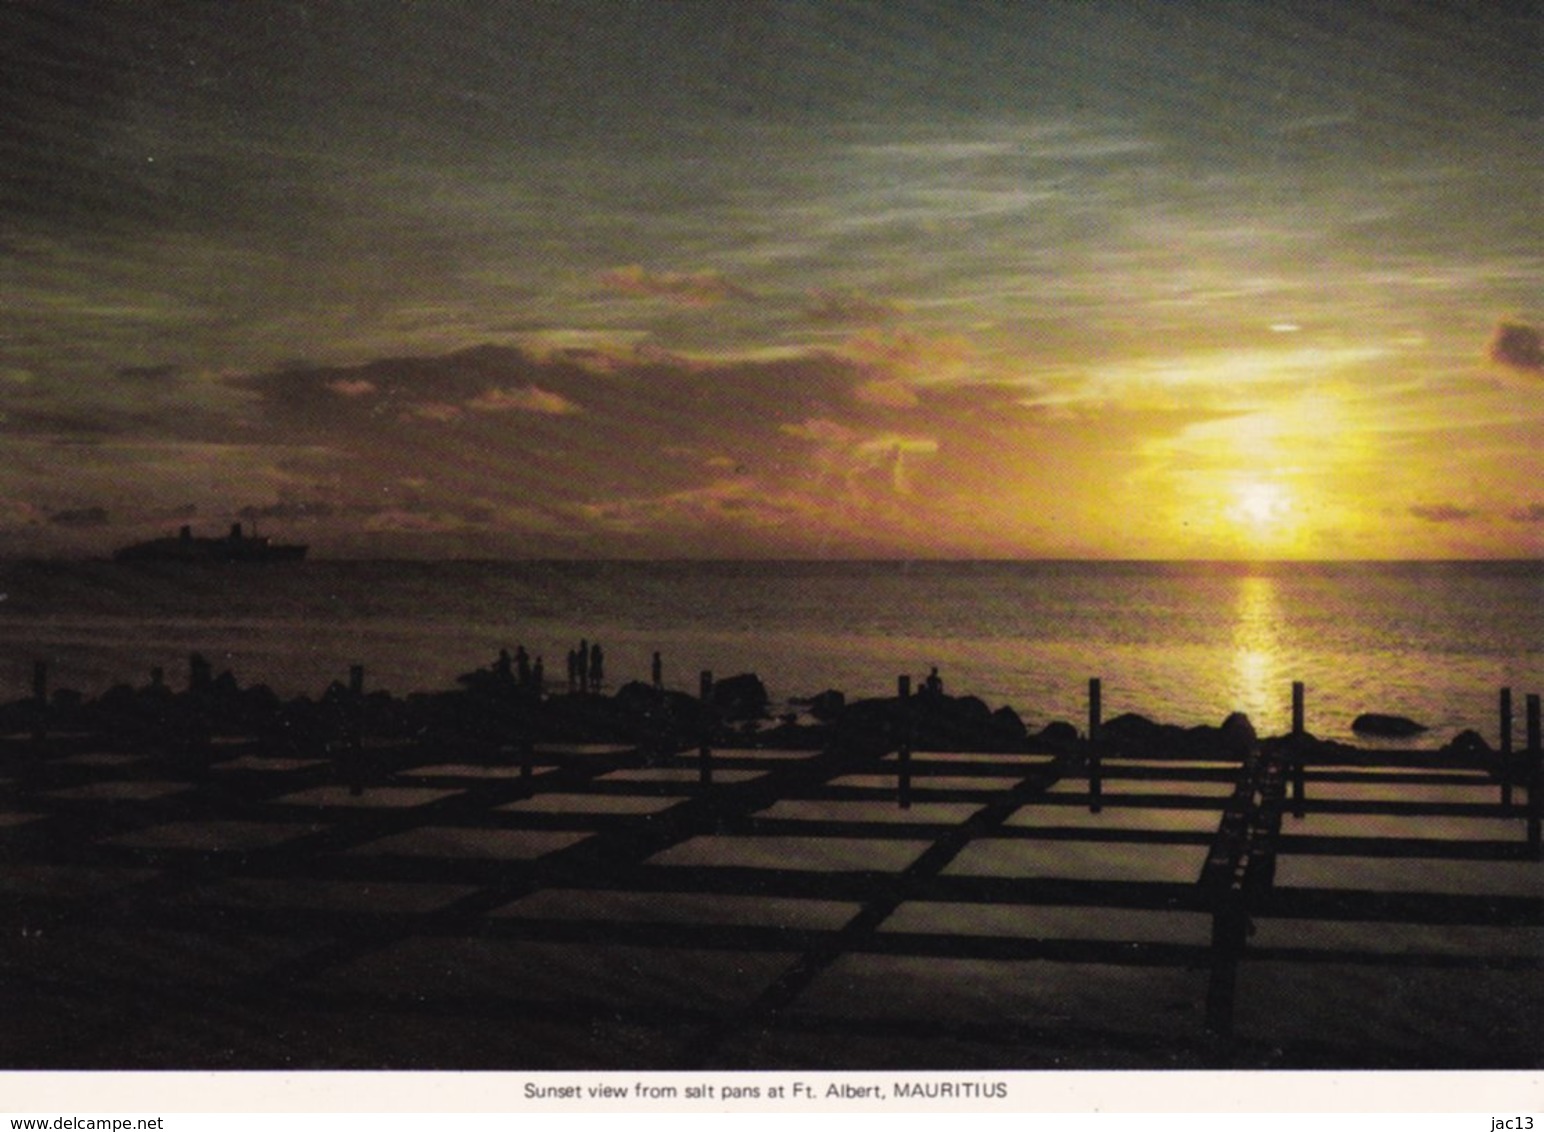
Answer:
[1443,728,1491,757]
[1033,720,1080,751]
[805,689,846,722]
[1351,713,1427,738]
[1104,712,1161,740]
[710,673,770,721]
[991,705,1028,744]
[1220,712,1257,753]
[1102,712,1195,757]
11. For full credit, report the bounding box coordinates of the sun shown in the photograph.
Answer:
[1234,482,1289,528]
[1226,481,1300,552]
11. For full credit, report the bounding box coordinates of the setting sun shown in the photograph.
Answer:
[1233,481,1291,530]
[1219,479,1306,555]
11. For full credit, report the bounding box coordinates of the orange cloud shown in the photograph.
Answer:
[854,378,920,408]
[598,264,753,307]
[780,417,938,496]
[326,379,377,397]
[838,328,974,385]
[467,385,581,415]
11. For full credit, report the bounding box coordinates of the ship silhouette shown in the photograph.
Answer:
[113,523,308,563]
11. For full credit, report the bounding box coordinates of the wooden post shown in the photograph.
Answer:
[1500,688,1513,809]
[1088,678,1103,813]
[348,664,365,796]
[898,674,912,810]
[1291,681,1306,818]
[31,659,47,748]
[1205,896,1247,1038]
[349,665,365,753]
[1088,677,1102,744]
[1527,694,1540,858]
[698,670,713,787]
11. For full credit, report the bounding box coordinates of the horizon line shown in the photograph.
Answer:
[6,553,1543,567]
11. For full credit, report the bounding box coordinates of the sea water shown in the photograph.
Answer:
[0,559,1539,746]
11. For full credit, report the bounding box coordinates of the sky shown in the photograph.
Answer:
[2,0,1540,559]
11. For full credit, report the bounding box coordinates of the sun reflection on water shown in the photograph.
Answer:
[1230,574,1287,731]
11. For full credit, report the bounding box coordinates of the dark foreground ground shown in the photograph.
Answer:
[1,696,1540,1070]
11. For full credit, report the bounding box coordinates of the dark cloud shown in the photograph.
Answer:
[237,501,336,523]
[1409,504,1476,523]
[115,363,181,383]
[804,290,903,325]
[1488,321,1544,374]
[48,506,109,528]
[1,408,131,438]
[250,345,564,424]
[1508,503,1544,523]
[216,340,1068,553]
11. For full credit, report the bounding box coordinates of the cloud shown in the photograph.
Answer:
[1508,503,1544,523]
[780,418,855,446]
[856,435,939,495]
[0,500,46,530]
[327,379,378,397]
[48,506,110,527]
[362,508,477,534]
[780,417,938,496]
[115,364,180,383]
[1409,504,1476,523]
[598,264,753,307]
[1487,321,1543,374]
[466,385,581,415]
[854,379,920,409]
[804,289,903,325]
[403,402,464,423]
[838,329,974,385]
[211,341,1107,554]
[237,501,335,522]
[580,478,802,536]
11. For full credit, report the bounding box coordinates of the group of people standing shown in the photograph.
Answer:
[567,639,605,694]
[487,640,671,697]
[492,645,543,691]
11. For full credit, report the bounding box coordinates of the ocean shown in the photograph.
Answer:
[1,559,1540,747]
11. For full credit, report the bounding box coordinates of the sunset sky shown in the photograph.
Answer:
[3,1,1540,559]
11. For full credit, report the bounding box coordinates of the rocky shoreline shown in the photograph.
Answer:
[3,651,1529,786]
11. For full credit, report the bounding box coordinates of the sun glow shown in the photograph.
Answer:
[1221,479,1308,555]
[1232,481,1291,530]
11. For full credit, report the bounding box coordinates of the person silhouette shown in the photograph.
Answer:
[590,643,604,693]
